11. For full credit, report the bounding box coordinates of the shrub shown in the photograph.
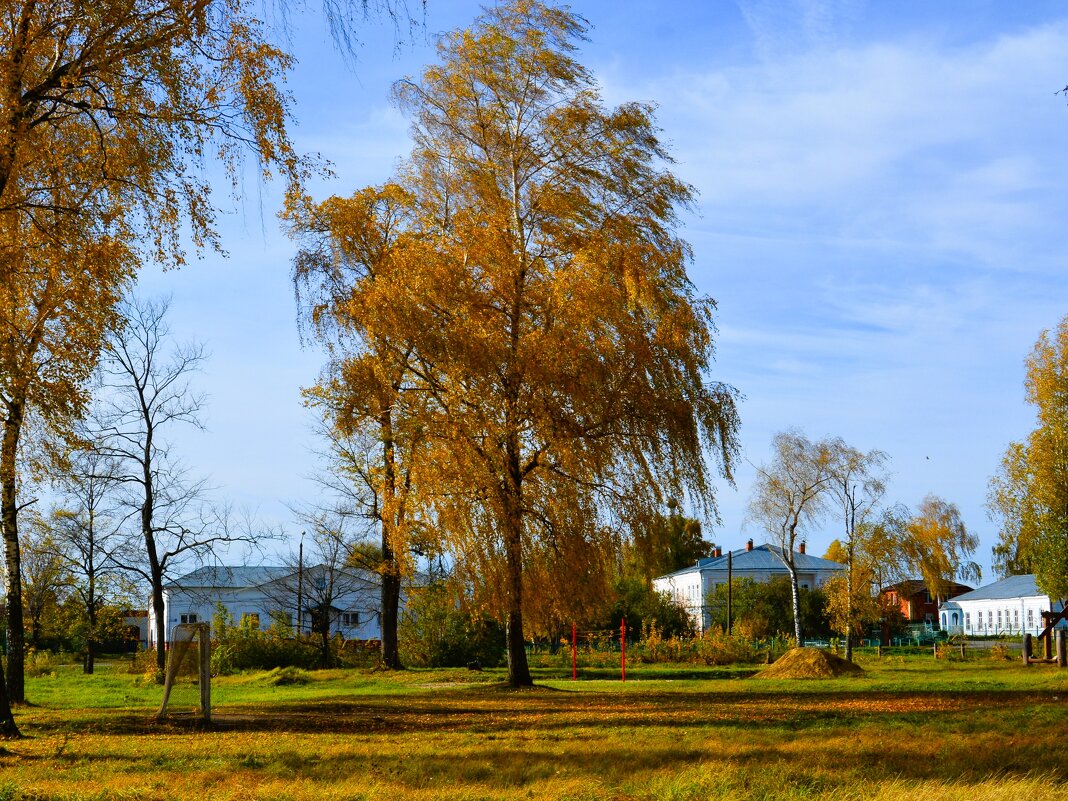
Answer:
[24,649,62,678]
[629,623,767,665]
[695,627,758,665]
[209,606,322,675]
[399,584,506,668]
[988,642,1012,661]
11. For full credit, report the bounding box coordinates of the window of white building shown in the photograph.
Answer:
[341,612,360,627]
[180,613,198,625]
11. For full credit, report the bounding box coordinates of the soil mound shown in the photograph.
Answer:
[753,647,864,679]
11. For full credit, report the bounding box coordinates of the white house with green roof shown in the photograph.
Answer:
[652,540,846,633]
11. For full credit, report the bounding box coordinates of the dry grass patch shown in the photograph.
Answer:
[0,660,1066,800]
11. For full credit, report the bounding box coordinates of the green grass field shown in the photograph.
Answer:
[2,652,1067,800]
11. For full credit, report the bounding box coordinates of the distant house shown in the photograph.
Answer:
[122,610,149,649]
[651,540,845,632]
[148,564,383,648]
[880,579,973,626]
[938,574,1067,637]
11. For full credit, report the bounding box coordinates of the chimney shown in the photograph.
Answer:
[714,546,722,558]
[799,541,806,555]
[746,539,753,552]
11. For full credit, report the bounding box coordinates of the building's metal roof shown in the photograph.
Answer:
[656,543,845,580]
[882,578,972,596]
[166,565,292,590]
[949,574,1047,603]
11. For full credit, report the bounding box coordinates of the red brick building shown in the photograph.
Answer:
[880,579,973,625]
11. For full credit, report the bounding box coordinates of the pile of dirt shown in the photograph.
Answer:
[752,647,864,679]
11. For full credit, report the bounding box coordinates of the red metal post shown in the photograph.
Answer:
[571,622,577,681]
[620,618,626,682]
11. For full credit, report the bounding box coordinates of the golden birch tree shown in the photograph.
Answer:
[290,185,429,670]
[0,0,303,724]
[902,494,980,601]
[989,316,1068,598]
[0,179,133,711]
[293,0,740,686]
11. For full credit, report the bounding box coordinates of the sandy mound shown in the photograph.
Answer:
[752,647,864,679]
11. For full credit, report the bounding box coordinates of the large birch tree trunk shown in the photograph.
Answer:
[503,440,532,687]
[2,400,25,703]
[379,411,403,670]
[788,562,802,646]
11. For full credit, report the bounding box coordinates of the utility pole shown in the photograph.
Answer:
[297,531,305,636]
[727,549,733,634]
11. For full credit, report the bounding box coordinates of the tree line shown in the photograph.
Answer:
[0,0,418,737]
[0,0,740,735]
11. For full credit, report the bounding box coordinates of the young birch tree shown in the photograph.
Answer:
[290,0,740,686]
[826,440,887,661]
[44,444,130,674]
[749,430,834,646]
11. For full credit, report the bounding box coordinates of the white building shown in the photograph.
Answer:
[938,574,1066,637]
[148,564,383,647]
[652,540,845,632]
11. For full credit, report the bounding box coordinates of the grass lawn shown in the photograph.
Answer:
[2,652,1067,800]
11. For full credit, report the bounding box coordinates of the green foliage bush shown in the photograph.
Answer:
[602,576,695,639]
[631,623,783,665]
[24,649,68,678]
[209,606,349,675]
[399,584,506,668]
[705,576,831,640]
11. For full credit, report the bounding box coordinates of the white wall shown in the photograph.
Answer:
[944,595,1064,637]
[653,566,840,633]
[151,583,382,646]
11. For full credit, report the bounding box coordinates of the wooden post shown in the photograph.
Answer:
[877,644,882,658]
[933,643,938,659]
[620,618,626,683]
[1022,633,1032,667]
[959,642,965,660]
[198,624,211,723]
[1043,614,1054,660]
[1057,630,1066,669]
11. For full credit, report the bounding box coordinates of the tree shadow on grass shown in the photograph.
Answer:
[12,695,1065,795]
[19,686,1058,738]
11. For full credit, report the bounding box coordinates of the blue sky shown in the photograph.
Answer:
[136,0,1068,580]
